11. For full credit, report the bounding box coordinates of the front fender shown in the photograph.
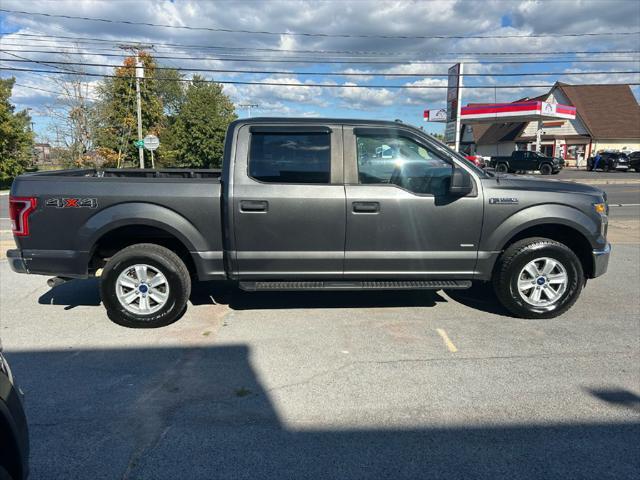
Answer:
[76,202,209,252]
[482,203,602,252]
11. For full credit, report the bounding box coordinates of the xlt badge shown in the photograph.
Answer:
[489,197,519,205]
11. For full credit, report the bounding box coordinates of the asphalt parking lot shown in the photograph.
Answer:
[0,171,639,479]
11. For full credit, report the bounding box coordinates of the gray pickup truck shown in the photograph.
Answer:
[8,118,610,327]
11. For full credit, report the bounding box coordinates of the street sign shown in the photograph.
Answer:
[446,63,464,151]
[445,122,456,143]
[143,135,160,151]
[424,109,447,122]
[133,140,144,148]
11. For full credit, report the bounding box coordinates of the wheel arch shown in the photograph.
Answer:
[483,204,601,279]
[81,203,207,276]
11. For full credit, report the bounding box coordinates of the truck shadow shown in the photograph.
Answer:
[37,278,101,310]
[192,282,448,310]
[6,345,639,479]
[37,278,513,316]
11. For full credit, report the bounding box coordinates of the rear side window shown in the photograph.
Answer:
[249,132,331,183]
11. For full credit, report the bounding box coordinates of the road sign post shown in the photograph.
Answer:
[143,135,160,169]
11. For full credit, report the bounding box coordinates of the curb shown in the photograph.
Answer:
[563,179,640,185]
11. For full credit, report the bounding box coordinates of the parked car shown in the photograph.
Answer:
[587,152,630,172]
[7,118,609,325]
[627,151,640,172]
[0,348,29,480]
[489,150,563,175]
[464,155,487,168]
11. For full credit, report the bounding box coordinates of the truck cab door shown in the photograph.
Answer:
[513,151,527,171]
[229,124,346,279]
[343,127,483,279]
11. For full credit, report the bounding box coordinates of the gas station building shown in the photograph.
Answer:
[460,82,640,167]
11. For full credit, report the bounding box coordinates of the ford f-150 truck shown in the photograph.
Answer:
[7,118,610,327]
[490,150,564,175]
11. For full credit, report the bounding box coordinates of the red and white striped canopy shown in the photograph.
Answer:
[460,101,576,123]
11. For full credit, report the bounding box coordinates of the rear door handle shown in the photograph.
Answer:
[352,201,380,213]
[240,200,268,212]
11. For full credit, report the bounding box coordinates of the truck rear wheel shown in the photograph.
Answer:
[493,237,584,319]
[496,163,508,173]
[100,243,191,328]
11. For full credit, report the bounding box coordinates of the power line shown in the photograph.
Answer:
[3,66,639,90]
[3,56,639,78]
[3,43,639,59]
[0,48,638,65]
[2,8,639,40]
[2,32,640,57]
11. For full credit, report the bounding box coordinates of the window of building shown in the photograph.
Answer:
[249,132,331,183]
[356,133,453,196]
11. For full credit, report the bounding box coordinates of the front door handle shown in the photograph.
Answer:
[352,201,380,213]
[240,200,268,212]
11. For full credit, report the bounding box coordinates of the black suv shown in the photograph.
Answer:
[587,152,630,172]
[628,151,640,172]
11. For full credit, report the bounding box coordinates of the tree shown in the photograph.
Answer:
[93,52,165,167]
[165,76,237,168]
[46,57,95,167]
[0,78,34,185]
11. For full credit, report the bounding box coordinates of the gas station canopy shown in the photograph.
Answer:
[460,101,576,124]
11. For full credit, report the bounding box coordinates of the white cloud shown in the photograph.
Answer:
[334,82,396,109]
[1,0,638,125]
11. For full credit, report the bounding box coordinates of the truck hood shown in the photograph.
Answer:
[483,174,605,197]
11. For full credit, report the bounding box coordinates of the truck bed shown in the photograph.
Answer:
[19,168,222,180]
[10,168,225,280]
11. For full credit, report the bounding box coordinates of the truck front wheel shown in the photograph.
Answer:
[496,163,509,173]
[540,163,553,175]
[493,237,584,319]
[100,243,191,328]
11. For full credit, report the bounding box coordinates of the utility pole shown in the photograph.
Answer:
[119,44,153,168]
[238,103,259,118]
[135,57,144,168]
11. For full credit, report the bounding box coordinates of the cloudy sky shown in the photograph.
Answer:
[1,0,639,139]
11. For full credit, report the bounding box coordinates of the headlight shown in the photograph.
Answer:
[594,203,607,215]
[594,203,608,238]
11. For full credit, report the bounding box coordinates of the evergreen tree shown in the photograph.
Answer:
[0,78,34,185]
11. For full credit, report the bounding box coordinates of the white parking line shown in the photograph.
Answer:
[610,204,640,207]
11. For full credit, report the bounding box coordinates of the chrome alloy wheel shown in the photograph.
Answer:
[517,257,568,307]
[115,264,170,315]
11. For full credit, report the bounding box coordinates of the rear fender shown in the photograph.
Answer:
[77,202,209,253]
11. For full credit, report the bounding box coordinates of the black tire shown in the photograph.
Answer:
[496,163,508,173]
[100,243,191,328]
[493,237,584,319]
[540,163,553,175]
[0,465,14,480]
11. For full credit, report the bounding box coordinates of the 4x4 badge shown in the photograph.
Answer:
[45,198,98,209]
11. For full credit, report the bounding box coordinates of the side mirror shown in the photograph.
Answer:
[449,168,473,195]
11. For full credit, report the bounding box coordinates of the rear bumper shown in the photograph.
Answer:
[6,248,89,278]
[591,243,611,278]
[6,249,28,274]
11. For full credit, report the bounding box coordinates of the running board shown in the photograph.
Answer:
[239,280,472,292]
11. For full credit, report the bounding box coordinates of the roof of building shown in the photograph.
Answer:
[469,83,639,144]
[554,83,640,139]
[472,122,525,144]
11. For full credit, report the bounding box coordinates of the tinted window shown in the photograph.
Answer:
[356,133,452,196]
[249,132,331,183]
